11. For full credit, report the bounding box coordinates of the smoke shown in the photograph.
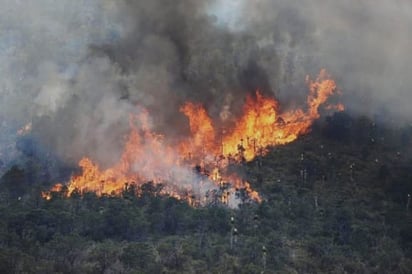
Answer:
[0,0,129,167]
[237,0,412,121]
[1,0,411,172]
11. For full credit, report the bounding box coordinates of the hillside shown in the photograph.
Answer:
[1,112,412,273]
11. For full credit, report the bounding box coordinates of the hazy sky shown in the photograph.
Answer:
[1,0,411,167]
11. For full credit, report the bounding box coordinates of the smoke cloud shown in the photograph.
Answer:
[1,0,411,172]
[238,0,412,121]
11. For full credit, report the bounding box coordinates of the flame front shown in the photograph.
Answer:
[44,70,342,206]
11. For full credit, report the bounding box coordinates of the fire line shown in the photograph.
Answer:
[43,69,343,207]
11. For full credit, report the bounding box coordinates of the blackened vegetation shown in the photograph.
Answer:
[0,114,412,273]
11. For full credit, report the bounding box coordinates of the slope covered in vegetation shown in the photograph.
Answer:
[1,112,412,273]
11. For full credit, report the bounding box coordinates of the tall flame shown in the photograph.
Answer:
[43,70,342,206]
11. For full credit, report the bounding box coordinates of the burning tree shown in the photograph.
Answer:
[43,70,343,207]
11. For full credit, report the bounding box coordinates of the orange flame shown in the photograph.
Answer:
[44,70,341,206]
[41,183,64,200]
[179,102,217,159]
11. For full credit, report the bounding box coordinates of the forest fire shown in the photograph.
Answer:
[43,70,342,206]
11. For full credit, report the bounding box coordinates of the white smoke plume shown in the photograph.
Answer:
[237,0,412,121]
[1,0,411,173]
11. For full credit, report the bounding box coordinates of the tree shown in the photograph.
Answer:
[1,165,27,199]
[322,112,353,142]
[42,233,87,274]
[89,240,123,274]
[120,242,161,273]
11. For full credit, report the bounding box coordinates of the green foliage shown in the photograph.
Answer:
[1,165,27,199]
[0,116,411,272]
[121,242,160,273]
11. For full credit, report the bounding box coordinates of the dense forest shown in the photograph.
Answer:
[1,112,412,273]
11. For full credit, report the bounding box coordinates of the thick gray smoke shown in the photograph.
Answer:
[1,0,411,171]
[238,0,412,121]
